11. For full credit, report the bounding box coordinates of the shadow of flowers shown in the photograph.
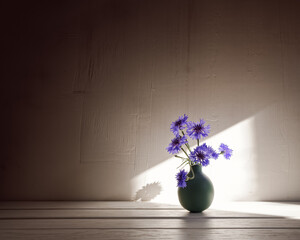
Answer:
[135,182,162,201]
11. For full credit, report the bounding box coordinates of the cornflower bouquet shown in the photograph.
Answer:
[166,114,233,188]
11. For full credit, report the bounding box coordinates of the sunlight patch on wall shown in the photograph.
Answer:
[131,116,258,204]
[204,116,257,202]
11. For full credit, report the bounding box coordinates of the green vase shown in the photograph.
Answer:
[178,165,214,212]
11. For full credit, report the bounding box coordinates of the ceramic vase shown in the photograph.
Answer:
[178,164,214,212]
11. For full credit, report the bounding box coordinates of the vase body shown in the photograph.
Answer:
[178,165,214,212]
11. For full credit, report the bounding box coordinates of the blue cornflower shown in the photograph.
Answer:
[207,145,219,160]
[211,151,219,160]
[186,119,210,140]
[170,114,188,136]
[166,135,188,154]
[219,143,233,160]
[176,169,188,188]
[189,144,211,166]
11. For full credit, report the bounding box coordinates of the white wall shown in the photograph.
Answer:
[1,0,300,201]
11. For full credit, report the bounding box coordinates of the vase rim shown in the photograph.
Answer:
[191,164,202,168]
[191,164,202,172]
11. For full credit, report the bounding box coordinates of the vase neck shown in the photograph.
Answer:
[191,164,202,174]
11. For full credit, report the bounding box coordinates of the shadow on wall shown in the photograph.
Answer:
[135,182,162,201]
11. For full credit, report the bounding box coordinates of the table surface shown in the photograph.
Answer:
[0,201,300,239]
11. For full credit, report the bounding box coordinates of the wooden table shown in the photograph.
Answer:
[0,201,300,239]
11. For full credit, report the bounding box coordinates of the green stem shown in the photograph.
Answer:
[185,144,192,153]
[174,155,188,160]
[186,163,195,181]
[185,144,191,153]
[177,160,189,169]
[181,147,190,159]
[181,130,192,153]
[197,139,199,146]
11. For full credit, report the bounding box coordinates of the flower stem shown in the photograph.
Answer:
[174,155,188,160]
[186,163,195,181]
[177,160,189,169]
[185,144,191,153]
[181,130,192,153]
[181,147,190,159]
[197,139,199,146]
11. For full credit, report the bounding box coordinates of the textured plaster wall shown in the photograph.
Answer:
[1,0,300,201]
